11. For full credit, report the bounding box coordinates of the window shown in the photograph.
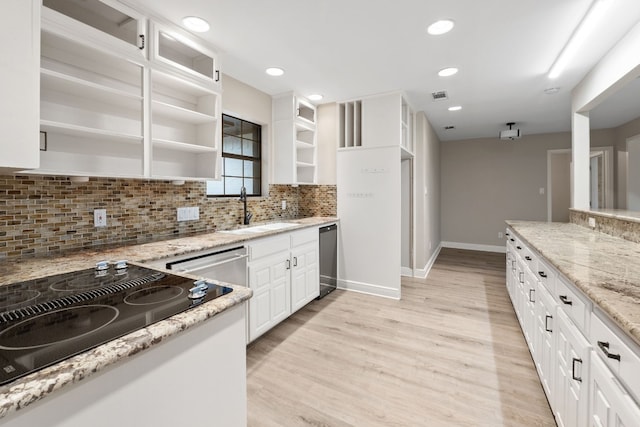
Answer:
[206,114,261,196]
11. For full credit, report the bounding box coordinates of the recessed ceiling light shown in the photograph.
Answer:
[308,94,323,101]
[182,16,210,33]
[448,106,462,111]
[427,19,455,35]
[265,67,285,76]
[544,87,560,95]
[438,67,459,77]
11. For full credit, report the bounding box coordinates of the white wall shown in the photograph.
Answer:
[414,112,441,276]
[316,103,337,185]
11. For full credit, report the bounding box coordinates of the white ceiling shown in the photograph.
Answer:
[132,0,640,141]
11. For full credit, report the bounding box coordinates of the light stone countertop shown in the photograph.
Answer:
[0,216,338,420]
[506,220,640,345]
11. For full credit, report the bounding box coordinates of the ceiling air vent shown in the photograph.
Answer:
[431,91,448,101]
[444,125,455,130]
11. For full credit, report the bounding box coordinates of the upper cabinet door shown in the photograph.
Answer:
[42,0,146,58]
[151,22,219,84]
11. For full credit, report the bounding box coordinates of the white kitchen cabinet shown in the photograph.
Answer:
[29,0,222,180]
[535,282,557,403]
[339,92,414,158]
[290,230,319,312]
[589,348,640,427]
[247,228,319,342]
[272,93,317,185]
[554,308,591,427]
[0,0,40,172]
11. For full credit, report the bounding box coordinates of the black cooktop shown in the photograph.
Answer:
[0,262,232,385]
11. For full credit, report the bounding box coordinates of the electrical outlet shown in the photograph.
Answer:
[588,217,596,228]
[282,200,287,210]
[498,232,503,239]
[94,209,107,227]
[539,187,545,195]
[178,207,199,221]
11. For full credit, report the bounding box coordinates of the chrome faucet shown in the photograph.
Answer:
[239,186,253,225]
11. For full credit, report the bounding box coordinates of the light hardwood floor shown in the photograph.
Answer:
[246,248,556,427]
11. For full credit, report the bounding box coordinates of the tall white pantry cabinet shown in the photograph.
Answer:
[1,0,223,181]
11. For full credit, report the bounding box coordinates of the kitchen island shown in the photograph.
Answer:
[0,217,335,426]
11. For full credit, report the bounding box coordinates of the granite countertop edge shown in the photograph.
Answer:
[505,220,640,345]
[0,216,338,419]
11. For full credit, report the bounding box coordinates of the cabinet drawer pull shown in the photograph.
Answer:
[525,256,532,261]
[505,232,510,236]
[293,256,298,267]
[571,358,582,382]
[545,315,552,332]
[215,70,220,82]
[516,246,522,250]
[138,34,145,50]
[285,259,291,270]
[529,289,535,303]
[538,271,547,278]
[510,238,515,242]
[597,341,621,361]
[559,295,572,305]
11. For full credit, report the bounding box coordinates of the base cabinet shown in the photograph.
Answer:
[589,354,640,427]
[247,227,320,342]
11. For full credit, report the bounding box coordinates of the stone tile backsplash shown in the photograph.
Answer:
[0,175,336,259]
[570,209,640,243]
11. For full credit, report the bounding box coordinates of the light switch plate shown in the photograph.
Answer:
[94,209,107,227]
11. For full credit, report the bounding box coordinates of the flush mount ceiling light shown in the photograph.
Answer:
[308,94,323,101]
[548,0,611,79]
[438,67,459,77]
[182,16,210,33]
[265,67,285,76]
[427,19,455,35]
[448,106,462,111]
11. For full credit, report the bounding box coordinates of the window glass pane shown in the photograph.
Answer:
[242,140,259,158]
[223,136,242,155]
[242,122,260,141]
[244,178,260,195]
[206,179,223,195]
[222,116,241,137]
[225,177,243,194]
[244,160,260,178]
[224,157,243,177]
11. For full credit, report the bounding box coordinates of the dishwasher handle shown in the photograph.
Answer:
[174,254,248,274]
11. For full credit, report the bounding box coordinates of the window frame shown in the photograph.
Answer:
[207,114,262,198]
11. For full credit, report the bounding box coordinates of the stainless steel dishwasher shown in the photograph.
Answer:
[164,246,248,287]
[318,224,337,298]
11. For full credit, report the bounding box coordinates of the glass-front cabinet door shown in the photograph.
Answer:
[42,0,146,56]
[152,22,219,83]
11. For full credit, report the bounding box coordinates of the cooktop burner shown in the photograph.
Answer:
[0,262,232,385]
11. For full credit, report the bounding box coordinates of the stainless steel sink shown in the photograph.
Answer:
[220,222,298,235]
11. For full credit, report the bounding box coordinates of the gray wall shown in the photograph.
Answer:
[441,132,572,248]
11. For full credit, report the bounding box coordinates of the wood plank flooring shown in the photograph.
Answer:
[246,248,556,427]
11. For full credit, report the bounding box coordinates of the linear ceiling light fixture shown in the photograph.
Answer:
[548,0,610,79]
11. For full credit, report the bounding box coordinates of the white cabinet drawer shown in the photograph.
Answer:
[536,257,556,294]
[290,228,318,247]
[555,275,591,333]
[591,311,640,403]
[249,235,290,261]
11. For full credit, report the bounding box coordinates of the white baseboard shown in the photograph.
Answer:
[337,279,401,300]
[400,266,413,277]
[441,241,506,254]
[414,244,443,279]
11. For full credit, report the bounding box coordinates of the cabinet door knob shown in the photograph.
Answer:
[597,341,621,361]
[559,295,572,305]
[138,34,145,50]
[545,315,553,332]
[571,358,582,382]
